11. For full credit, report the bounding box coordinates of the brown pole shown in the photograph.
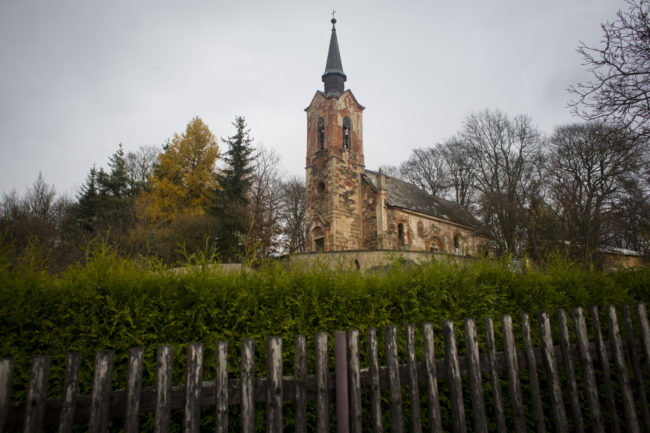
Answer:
[335,331,350,433]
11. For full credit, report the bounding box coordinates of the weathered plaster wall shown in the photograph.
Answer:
[601,253,647,269]
[305,90,365,252]
[361,181,377,249]
[289,249,482,271]
[382,208,489,256]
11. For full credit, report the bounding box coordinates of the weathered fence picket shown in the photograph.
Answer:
[58,352,81,433]
[334,331,349,433]
[215,341,228,433]
[240,339,254,433]
[442,320,465,433]
[558,310,584,433]
[293,335,306,433]
[484,317,506,433]
[592,305,621,433]
[367,328,382,433]
[501,314,525,433]
[571,308,604,433]
[1,303,649,433]
[124,348,143,433]
[638,303,650,371]
[385,326,403,433]
[538,311,568,433]
[607,305,640,433]
[0,359,12,433]
[184,343,203,433]
[405,325,421,433]
[422,323,442,433]
[346,329,361,433]
[266,337,282,433]
[521,313,546,433]
[23,356,50,433]
[315,332,329,433]
[464,318,486,433]
[623,305,650,430]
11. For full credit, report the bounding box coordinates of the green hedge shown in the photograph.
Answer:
[1,244,649,429]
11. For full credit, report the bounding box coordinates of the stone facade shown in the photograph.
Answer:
[305,90,366,252]
[303,18,491,257]
[303,87,491,256]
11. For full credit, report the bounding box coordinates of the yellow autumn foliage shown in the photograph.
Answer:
[136,116,219,226]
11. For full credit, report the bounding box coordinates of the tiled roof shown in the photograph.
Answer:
[364,170,481,229]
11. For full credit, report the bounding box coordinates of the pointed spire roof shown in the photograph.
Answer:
[322,17,347,97]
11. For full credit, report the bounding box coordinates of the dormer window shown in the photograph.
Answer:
[318,118,325,150]
[343,117,351,149]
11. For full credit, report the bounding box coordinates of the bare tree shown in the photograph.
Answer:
[547,122,646,264]
[278,176,306,254]
[0,173,77,272]
[248,146,284,256]
[396,147,449,197]
[26,172,57,222]
[126,145,160,192]
[569,0,650,139]
[440,138,475,208]
[460,109,544,255]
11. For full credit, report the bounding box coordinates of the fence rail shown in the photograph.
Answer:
[1,304,650,432]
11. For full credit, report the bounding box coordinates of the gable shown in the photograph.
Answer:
[305,89,365,112]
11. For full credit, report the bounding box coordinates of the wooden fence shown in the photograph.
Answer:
[1,303,650,433]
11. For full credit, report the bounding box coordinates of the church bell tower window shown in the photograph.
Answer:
[343,117,351,149]
[318,118,325,150]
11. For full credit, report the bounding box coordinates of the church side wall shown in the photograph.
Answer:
[361,181,377,249]
[385,207,488,256]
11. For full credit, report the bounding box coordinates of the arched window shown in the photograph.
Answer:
[342,117,351,149]
[312,227,325,252]
[454,234,461,255]
[317,118,325,150]
[398,223,405,248]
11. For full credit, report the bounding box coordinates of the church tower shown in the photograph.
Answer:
[305,17,365,252]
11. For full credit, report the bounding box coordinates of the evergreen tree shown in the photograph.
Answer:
[75,165,99,232]
[99,143,130,198]
[212,116,255,258]
[73,145,136,241]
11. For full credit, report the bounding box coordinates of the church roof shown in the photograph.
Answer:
[323,19,345,76]
[321,18,347,97]
[364,170,482,230]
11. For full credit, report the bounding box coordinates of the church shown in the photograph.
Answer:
[303,18,490,257]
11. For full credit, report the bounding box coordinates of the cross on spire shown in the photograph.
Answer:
[322,12,346,96]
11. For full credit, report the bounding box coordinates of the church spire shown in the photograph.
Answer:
[322,16,347,97]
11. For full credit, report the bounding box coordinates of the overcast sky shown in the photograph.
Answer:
[0,0,624,197]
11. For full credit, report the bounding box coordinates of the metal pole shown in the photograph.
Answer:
[335,331,350,433]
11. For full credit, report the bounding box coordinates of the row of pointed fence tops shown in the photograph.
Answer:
[1,303,649,433]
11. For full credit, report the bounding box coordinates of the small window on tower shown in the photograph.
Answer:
[317,182,326,193]
[343,117,351,149]
[318,118,325,150]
